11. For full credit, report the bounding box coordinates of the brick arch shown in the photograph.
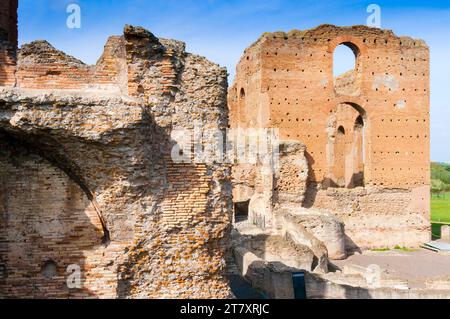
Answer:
[0,129,109,243]
[326,101,368,189]
[0,131,110,298]
[330,101,369,149]
[335,97,367,114]
[330,36,366,96]
[240,87,246,99]
[327,35,367,55]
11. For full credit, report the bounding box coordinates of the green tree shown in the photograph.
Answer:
[432,162,450,185]
[431,179,445,197]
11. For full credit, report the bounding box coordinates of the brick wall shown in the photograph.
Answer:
[0,137,118,298]
[117,25,232,298]
[0,0,18,87]
[0,23,232,299]
[16,37,127,92]
[0,43,16,86]
[230,25,430,189]
[0,0,18,46]
[230,25,431,249]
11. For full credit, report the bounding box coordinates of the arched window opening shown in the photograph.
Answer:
[240,88,246,100]
[333,42,360,95]
[333,44,357,77]
[332,125,347,188]
[355,115,364,128]
[238,88,247,119]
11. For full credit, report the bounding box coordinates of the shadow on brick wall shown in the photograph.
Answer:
[0,131,102,298]
[115,108,231,298]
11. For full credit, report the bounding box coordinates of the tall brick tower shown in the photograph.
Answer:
[0,0,18,86]
[229,25,431,249]
[0,0,18,47]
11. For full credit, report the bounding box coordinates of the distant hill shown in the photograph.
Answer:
[431,162,450,193]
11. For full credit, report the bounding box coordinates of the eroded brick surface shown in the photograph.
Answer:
[0,3,232,298]
[229,25,430,249]
[0,0,17,87]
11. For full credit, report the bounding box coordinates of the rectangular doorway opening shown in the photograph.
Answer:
[234,200,250,223]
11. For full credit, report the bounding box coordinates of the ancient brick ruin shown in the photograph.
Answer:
[0,0,17,87]
[229,25,431,253]
[0,1,442,300]
[0,1,231,298]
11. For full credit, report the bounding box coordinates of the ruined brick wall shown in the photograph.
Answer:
[0,135,115,298]
[230,25,430,188]
[229,25,430,249]
[303,186,430,250]
[0,41,15,87]
[327,103,365,188]
[0,93,147,298]
[0,0,18,87]
[0,23,232,298]
[228,40,263,129]
[233,140,308,230]
[0,0,18,46]
[275,141,309,206]
[117,26,232,298]
[16,37,128,93]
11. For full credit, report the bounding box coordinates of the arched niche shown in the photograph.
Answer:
[326,103,367,189]
[240,87,246,100]
[0,131,105,298]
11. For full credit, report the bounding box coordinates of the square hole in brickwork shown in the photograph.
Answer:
[234,200,250,223]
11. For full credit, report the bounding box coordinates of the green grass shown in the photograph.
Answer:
[371,248,391,252]
[370,246,417,253]
[431,194,450,239]
[431,194,450,222]
[394,245,417,252]
[430,162,450,239]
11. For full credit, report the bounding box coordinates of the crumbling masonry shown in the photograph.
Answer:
[0,1,436,299]
[229,25,431,256]
[0,1,231,298]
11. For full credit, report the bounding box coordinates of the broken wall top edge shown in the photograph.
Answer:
[244,24,428,55]
[0,87,141,106]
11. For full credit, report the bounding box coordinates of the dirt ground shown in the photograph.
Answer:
[332,249,450,288]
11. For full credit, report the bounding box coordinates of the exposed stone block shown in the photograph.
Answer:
[230,24,430,250]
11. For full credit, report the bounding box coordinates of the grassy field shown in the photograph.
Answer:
[431,194,450,239]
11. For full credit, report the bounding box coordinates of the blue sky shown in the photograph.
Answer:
[18,0,450,162]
